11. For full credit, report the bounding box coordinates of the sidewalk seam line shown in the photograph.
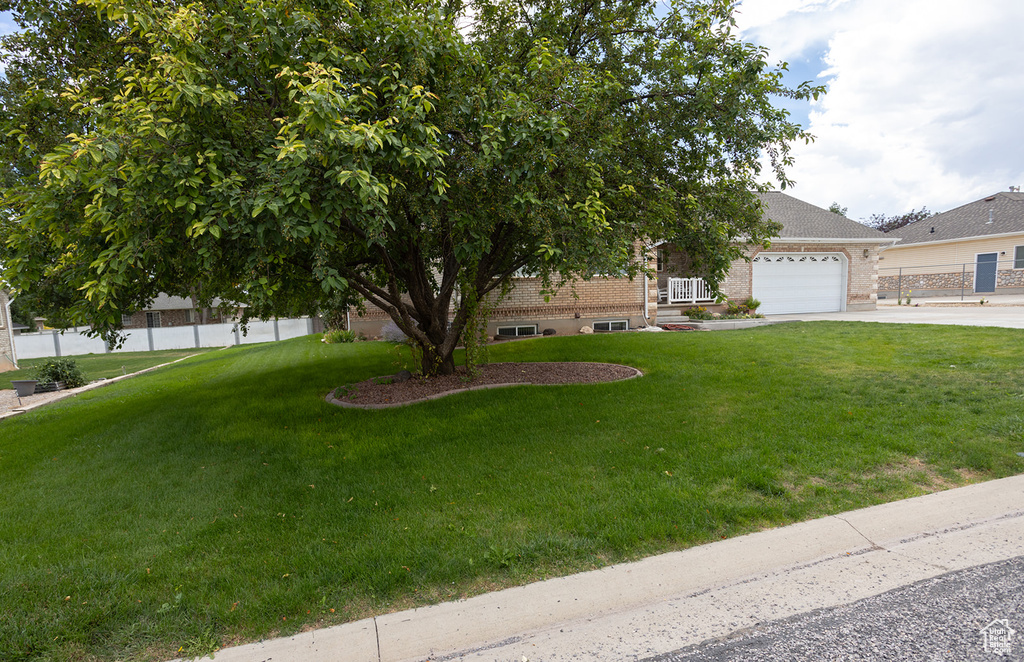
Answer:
[834,515,884,550]
[374,616,381,662]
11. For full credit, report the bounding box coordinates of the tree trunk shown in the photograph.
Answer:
[420,341,457,376]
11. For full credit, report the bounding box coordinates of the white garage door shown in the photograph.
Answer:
[752,253,845,315]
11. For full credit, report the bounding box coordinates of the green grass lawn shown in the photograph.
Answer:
[3,349,215,387]
[2,323,1023,661]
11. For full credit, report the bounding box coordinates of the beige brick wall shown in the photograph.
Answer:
[720,243,881,311]
[720,248,754,302]
[351,274,650,337]
[349,241,885,335]
[0,290,15,371]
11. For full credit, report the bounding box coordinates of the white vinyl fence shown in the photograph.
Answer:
[14,317,317,360]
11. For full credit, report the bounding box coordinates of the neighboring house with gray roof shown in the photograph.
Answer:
[120,293,239,329]
[879,191,1024,298]
[349,192,895,337]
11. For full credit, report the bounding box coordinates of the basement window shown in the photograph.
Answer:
[497,324,538,337]
[593,320,629,332]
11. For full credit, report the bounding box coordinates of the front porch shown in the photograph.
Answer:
[653,277,717,326]
[657,277,716,305]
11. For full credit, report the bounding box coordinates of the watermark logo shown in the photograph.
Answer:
[981,618,1016,656]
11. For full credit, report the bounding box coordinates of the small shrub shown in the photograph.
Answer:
[725,299,742,315]
[380,320,408,343]
[742,297,762,313]
[33,358,87,388]
[323,329,356,344]
[685,306,713,320]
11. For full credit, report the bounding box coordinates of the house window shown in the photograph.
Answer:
[184,308,195,324]
[593,320,629,332]
[1015,245,1024,269]
[146,312,161,328]
[121,313,133,326]
[496,324,537,337]
[656,249,665,272]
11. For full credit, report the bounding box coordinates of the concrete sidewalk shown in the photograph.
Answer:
[877,293,1024,307]
[197,475,1024,662]
[769,295,1024,328]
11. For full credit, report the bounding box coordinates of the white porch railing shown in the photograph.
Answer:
[666,277,715,304]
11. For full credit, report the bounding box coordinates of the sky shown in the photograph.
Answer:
[734,0,1024,222]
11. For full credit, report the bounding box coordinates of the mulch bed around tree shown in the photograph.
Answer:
[327,362,642,409]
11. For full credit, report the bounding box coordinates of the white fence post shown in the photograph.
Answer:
[13,317,317,360]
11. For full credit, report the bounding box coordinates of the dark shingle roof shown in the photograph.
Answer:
[757,192,890,240]
[888,192,1024,245]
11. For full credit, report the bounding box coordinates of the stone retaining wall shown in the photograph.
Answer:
[879,269,1024,293]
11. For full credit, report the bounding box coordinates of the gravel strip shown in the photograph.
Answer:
[0,387,74,417]
[329,362,642,408]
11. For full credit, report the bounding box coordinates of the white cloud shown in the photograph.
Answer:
[738,0,1024,220]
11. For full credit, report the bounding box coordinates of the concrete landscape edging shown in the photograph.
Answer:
[325,363,644,409]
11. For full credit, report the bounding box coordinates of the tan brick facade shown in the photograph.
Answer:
[350,275,650,337]
[668,242,880,312]
[744,243,881,311]
[349,240,883,336]
[0,290,16,371]
[484,276,647,335]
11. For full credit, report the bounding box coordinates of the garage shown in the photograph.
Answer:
[752,253,846,315]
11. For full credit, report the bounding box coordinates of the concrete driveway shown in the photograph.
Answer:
[769,294,1024,329]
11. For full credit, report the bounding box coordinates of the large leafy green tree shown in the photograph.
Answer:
[1,0,820,376]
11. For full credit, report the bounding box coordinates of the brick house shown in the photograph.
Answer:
[349,274,648,338]
[347,191,893,337]
[658,192,895,317]
[0,289,17,371]
[120,294,238,329]
[878,191,1024,298]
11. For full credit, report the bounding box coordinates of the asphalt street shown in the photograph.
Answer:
[644,556,1024,662]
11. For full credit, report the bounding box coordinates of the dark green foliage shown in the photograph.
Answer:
[32,358,86,388]
[0,0,821,375]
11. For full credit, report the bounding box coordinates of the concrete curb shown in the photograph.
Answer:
[325,363,643,410]
[684,319,771,331]
[198,474,1024,662]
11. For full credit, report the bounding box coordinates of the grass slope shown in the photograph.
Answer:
[4,349,215,387]
[1,323,1023,660]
